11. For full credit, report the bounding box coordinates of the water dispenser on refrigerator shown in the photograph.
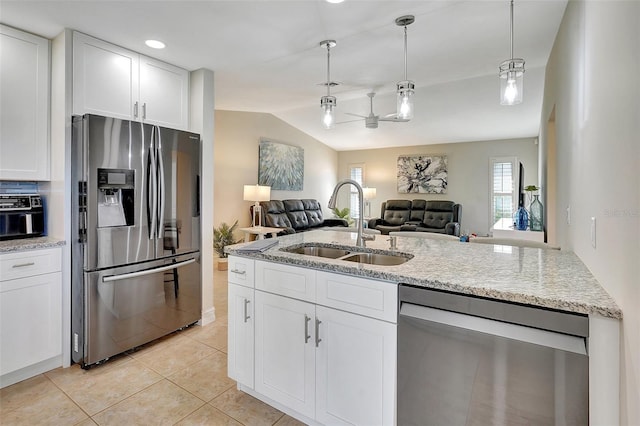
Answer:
[97,168,134,228]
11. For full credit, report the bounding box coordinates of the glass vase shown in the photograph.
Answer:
[514,206,529,231]
[529,194,544,231]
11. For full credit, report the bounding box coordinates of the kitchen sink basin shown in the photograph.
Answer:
[283,244,412,266]
[287,246,352,259]
[341,252,411,266]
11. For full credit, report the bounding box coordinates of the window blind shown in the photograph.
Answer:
[490,158,516,226]
[349,165,364,218]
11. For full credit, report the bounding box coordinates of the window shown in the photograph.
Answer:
[349,164,364,218]
[490,157,517,228]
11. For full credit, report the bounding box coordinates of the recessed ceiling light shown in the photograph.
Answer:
[145,39,165,49]
[325,0,344,3]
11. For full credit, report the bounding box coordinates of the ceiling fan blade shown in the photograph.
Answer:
[336,118,366,125]
[378,117,410,123]
[344,112,367,119]
[382,112,399,118]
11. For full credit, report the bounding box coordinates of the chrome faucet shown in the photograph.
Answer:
[328,179,376,247]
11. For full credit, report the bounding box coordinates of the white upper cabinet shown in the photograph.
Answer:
[0,25,50,181]
[73,32,139,121]
[139,56,189,129]
[73,32,189,130]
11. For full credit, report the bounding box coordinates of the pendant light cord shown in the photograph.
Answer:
[403,24,408,81]
[326,43,331,97]
[510,0,514,60]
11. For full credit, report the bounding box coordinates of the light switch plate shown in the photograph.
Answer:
[590,217,596,248]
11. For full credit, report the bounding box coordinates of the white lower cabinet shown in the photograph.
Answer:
[315,305,396,426]
[244,259,397,426]
[227,283,254,388]
[254,290,316,418]
[228,256,397,426]
[0,247,62,388]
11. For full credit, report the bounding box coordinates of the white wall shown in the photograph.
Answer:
[338,138,538,236]
[213,110,338,237]
[190,69,215,325]
[46,28,73,367]
[539,1,640,423]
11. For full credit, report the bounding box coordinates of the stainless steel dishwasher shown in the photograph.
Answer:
[398,284,589,426]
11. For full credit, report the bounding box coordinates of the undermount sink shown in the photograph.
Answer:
[341,252,410,266]
[283,244,412,266]
[287,246,351,259]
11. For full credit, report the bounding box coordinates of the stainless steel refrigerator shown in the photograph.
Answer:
[71,114,201,368]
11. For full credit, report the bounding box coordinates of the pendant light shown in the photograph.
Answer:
[320,40,337,129]
[499,0,525,105]
[395,15,415,120]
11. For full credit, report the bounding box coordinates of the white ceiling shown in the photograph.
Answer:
[0,0,567,151]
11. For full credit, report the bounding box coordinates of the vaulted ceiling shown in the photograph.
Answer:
[1,0,567,150]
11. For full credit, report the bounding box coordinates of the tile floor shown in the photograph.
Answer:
[0,268,305,426]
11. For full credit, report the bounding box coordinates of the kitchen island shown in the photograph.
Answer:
[226,230,621,425]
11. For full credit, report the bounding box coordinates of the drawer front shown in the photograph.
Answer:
[255,261,316,303]
[228,256,255,288]
[0,247,62,282]
[316,271,397,323]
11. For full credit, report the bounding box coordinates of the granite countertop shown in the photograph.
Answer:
[226,230,622,319]
[0,237,66,253]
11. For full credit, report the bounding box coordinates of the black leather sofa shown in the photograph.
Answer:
[254,199,348,235]
[368,199,462,236]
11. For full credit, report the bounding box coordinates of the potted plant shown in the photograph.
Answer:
[332,207,355,226]
[524,185,539,208]
[213,220,241,271]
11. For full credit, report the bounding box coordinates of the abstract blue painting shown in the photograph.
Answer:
[258,139,304,191]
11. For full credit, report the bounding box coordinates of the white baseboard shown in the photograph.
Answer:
[199,306,216,326]
[1,355,63,389]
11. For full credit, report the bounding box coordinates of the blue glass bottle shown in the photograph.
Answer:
[514,206,529,231]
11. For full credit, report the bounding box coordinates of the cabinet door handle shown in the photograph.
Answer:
[230,269,246,275]
[243,298,250,323]
[12,262,35,268]
[315,318,322,347]
[142,103,147,119]
[134,101,139,118]
[304,315,311,343]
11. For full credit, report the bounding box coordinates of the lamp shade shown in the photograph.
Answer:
[243,184,271,202]
[499,59,524,105]
[363,187,377,200]
[396,81,415,120]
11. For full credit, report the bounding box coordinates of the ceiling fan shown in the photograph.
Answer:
[341,92,409,129]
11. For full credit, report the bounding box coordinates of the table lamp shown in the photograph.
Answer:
[363,187,376,218]
[244,184,271,227]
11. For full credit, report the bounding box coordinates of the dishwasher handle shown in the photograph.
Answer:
[400,302,587,356]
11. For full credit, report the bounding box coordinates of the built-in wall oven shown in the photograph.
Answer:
[398,284,589,426]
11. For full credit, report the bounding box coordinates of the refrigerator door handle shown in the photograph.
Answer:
[102,258,197,283]
[147,127,158,239]
[156,127,166,239]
